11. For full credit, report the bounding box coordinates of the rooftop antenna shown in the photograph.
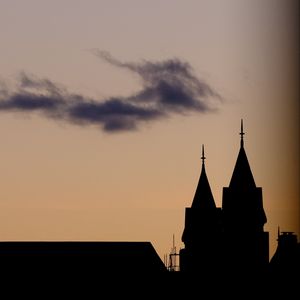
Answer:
[167,234,179,271]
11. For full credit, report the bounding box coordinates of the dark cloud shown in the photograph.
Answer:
[0,93,61,111]
[0,52,221,132]
[92,50,221,113]
[68,98,162,132]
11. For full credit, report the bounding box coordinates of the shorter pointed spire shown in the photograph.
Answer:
[201,144,206,165]
[191,145,216,209]
[240,119,245,148]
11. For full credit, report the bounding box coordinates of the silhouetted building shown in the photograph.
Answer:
[270,231,300,275]
[180,145,222,273]
[1,120,298,285]
[0,241,167,275]
[180,120,269,274]
[222,120,269,273]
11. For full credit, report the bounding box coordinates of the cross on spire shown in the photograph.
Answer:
[201,144,206,164]
[240,119,245,147]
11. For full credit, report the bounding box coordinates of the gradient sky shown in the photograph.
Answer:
[0,0,299,261]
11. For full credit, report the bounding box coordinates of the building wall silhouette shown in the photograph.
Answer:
[270,231,300,275]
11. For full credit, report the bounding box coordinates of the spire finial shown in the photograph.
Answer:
[201,144,206,164]
[240,119,245,147]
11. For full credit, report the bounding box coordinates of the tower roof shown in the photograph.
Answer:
[191,145,216,209]
[229,120,256,189]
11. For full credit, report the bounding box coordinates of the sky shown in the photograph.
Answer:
[0,0,298,261]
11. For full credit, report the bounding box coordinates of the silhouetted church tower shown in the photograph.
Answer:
[180,120,269,274]
[180,145,222,272]
[222,120,269,272]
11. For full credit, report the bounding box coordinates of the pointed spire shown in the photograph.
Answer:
[240,119,245,148]
[229,119,256,189]
[191,146,216,209]
[201,144,206,165]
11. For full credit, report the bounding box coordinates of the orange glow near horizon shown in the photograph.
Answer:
[0,0,298,262]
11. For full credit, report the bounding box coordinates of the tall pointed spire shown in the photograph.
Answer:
[229,119,256,189]
[222,120,267,232]
[191,145,216,209]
